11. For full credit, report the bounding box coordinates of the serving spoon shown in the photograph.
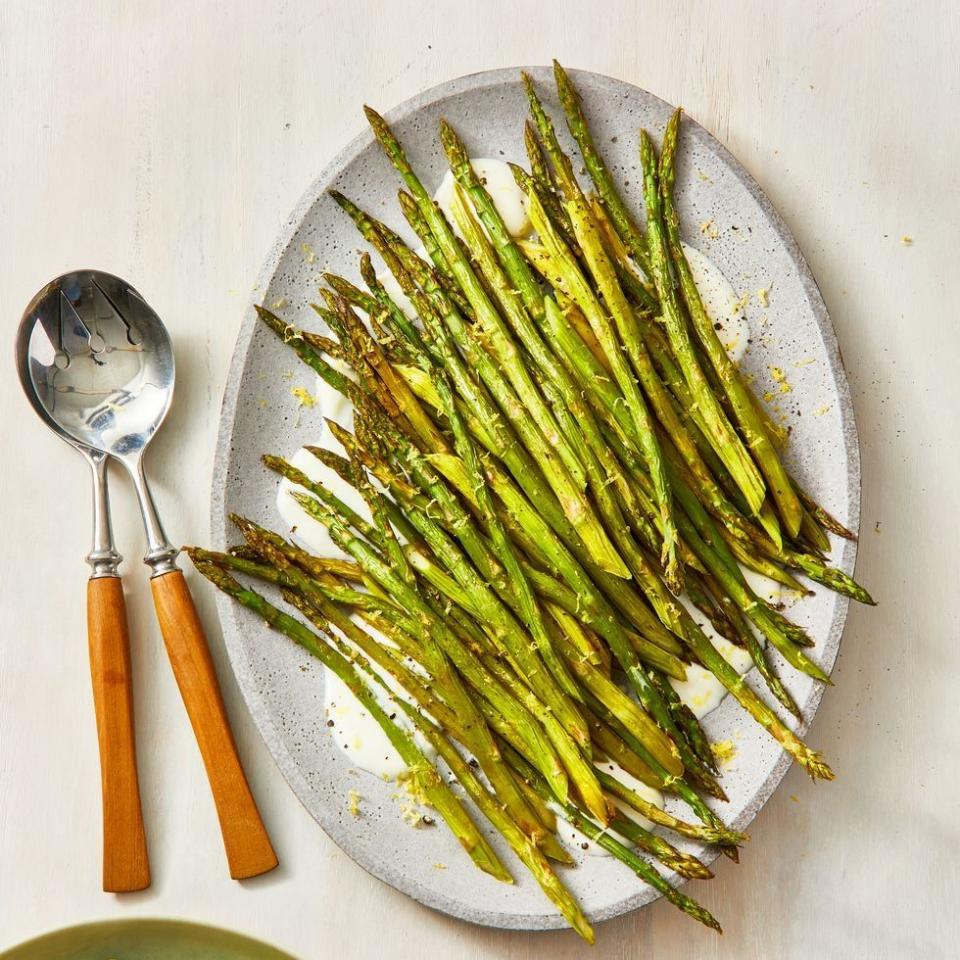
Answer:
[16,298,149,893]
[17,270,277,883]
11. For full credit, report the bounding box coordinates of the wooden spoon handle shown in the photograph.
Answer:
[86,576,151,892]
[150,568,277,879]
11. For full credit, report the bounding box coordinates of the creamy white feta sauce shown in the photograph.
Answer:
[322,621,436,780]
[669,571,784,719]
[682,242,750,363]
[433,158,531,239]
[557,761,665,858]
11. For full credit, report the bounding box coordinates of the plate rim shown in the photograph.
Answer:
[209,65,861,932]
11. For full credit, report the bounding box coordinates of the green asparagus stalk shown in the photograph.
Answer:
[778,546,876,605]
[647,667,719,773]
[189,558,510,882]
[639,129,767,515]
[255,305,360,402]
[393,701,595,941]
[520,72,583,200]
[525,191,677,576]
[676,606,834,779]
[658,109,803,536]
[551,60,654,280]
[561,198,682,584]
[509,745,722,932]
[581,688,737,855]
[705,582,803,720]
[595,767,747,848]
[795,484,857,541]
[606,812,713,880]
[510,745,713,881]
[447,178,684,591]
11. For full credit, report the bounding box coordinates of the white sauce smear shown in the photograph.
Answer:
[433,158,531,240]
[682,243,750,363]
[376,268,417,321]
[669,570,784,719]
[276,375,438,780]
[274,371,360,563]
[375,159,528,328]
[558,761,665,858]
[324,670,413,779]
[324,622,436,780]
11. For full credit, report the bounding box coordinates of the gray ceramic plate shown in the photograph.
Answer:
[0,920,296,960]
[210,67,859,931]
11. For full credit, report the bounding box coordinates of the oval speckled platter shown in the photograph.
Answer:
[210,67,859,931]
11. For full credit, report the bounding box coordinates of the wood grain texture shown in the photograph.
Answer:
[150,570,277,880]
[86,577,151,893]
[1,1,958,958]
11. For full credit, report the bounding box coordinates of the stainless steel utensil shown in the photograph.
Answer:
[17,270,277,883]
[16,276,150,893]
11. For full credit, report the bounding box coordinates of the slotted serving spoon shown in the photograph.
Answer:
[16,270,277,887]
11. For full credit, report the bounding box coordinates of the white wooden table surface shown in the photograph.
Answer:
[1,2,958,957]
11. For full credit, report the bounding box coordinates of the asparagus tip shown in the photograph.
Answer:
[552,60,577,101]
[802,752,835,781]
[664,852,713,881]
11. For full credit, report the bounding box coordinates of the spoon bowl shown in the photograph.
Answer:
[19,270,174,460]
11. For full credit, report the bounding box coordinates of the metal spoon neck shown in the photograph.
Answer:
[85,452,123,579]
[123,455,180,578]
